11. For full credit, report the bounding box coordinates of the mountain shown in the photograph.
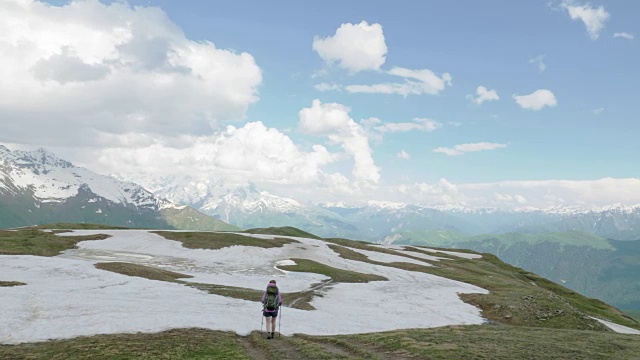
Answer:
[146,175,640,241]
[0,145,239,231]
[144,175,357,237]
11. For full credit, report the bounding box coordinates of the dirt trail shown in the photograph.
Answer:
[237,332,268,360]
[238,331,407,360]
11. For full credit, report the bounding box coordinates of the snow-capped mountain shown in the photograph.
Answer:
[139,168,640,241]
[0,145,238,231]
[142,175,357,237]
[1,145,170,209]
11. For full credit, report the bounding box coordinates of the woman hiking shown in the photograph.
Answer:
[261,279,282,339]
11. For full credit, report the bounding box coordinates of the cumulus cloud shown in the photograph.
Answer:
[0,0,262,147]
[298,100,380,186]
[396,150,410,160]
[90,122,336,186]
[469,86,499,105]
[613,32,634,40]
[561,1,610,40]
[513,89,558,110]
[312,21,387,73]
[346,66,452,96]
[529,55,546,73]
[433,142,507,156]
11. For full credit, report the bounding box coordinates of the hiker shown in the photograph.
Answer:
[261,279,282,339]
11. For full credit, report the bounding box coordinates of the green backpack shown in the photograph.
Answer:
[264,286,279,311]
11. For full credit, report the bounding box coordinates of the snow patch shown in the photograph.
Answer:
[0,230,489,344]
[591,317,640,335]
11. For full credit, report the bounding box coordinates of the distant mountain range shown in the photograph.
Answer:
[0,145,239,231]
[143,173,640,241]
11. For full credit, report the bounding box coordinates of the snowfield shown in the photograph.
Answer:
[0,230,636,344]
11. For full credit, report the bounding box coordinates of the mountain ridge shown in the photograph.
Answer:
[0,145,238,231]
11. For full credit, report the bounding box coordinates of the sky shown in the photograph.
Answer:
[1,0,639,208]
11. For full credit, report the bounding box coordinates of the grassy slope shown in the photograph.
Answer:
[153,231,299,250]
[3,226,640,360]
[2,326,640,360]
[325,236,639,331]
[396,229,615,250]
[279,258,387,283]
[0,229,110,256]
[244,226,322,239]
[32,223,130,230]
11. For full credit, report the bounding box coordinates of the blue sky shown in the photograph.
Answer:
[128,0,638,182]
[1,0,639,207]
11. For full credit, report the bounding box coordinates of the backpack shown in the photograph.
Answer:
[264,285,279,311]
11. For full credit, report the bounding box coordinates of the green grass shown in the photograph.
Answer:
[95,262,193,282]
[278,258,388,283]
[32,223,130,230]
[2,325,640,360]
[0,229,110,256]
[0,329,249,360]
[0,281,25,287]
[468,231,616,250]
[335,325,640,360]
[396,229,615,251]
[153,231,299,250]
[244,226,322,239]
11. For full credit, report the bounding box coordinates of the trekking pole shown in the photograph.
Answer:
[260,308,264,335]
[278,305,282,338]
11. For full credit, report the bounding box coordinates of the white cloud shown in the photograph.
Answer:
[433,142,506,156]
[593,107,604,115]
[561,1,610,40]
[0,0,262,147]
[495,193,528,205]
[460,178,640,209]
[469,86,499,105]
[90,122,336,186]
[312,21,387,73]
[613,32,634,40]
[298,100,380,186]
[513,89,558,110]
[393,178,640,209]
[298,100,353,134]
[374,118,441,133]
[397,179,463,205]
[314,82,342,91]
[396,150,410,160]
[346,66,452,96]
[529,55,546,73]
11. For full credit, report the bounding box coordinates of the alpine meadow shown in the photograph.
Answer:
[1,0,639,359]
